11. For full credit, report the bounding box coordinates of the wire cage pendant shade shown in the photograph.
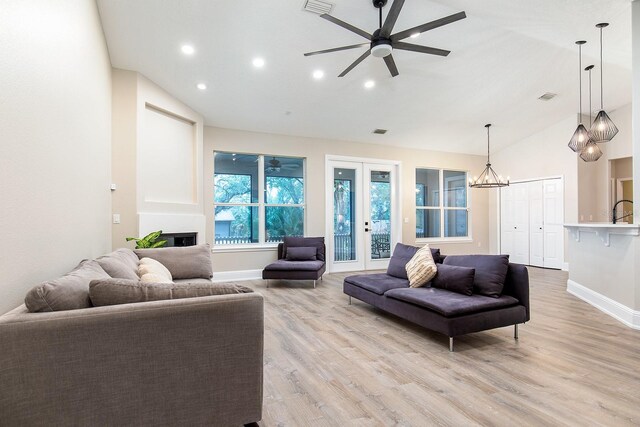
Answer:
[588,23,618,144]
[580,141,603,162]
[469,124,509,189]
[589,109,618,144]
[568,40,590,153]
[580,64,602,162]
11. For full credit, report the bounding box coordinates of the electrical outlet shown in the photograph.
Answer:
[110,183,117,191]
[112,214,121,224]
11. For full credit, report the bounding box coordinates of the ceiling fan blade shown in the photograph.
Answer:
[320,14,372,40]
[338,49,371,77]
[304,43,369,57]
[393,41,450,56]
[391,11,466,41]
[384,54,399,77]
[380,0,405,38]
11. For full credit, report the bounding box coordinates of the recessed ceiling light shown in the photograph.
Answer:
[312,70,324,80]
[252,57,265,68]
[181,45,195,55]
[364,80,375,89]
[410,32,420,38]
[196,83,207,90]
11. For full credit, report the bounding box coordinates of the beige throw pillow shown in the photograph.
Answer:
[405,244,438,288]
[138,257,173,284]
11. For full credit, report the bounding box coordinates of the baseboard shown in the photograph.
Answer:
[567,279,640,330]
[212,269,263,282]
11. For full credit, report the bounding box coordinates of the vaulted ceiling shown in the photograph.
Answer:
[97,0,632,154]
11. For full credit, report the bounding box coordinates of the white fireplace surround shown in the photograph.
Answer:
[139,213,207,245]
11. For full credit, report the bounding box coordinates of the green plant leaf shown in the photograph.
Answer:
[150,240,168,248]
[125,237,140,242]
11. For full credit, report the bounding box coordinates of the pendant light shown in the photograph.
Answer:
[568,40,591,153]
[469,124,509,188]
[588,23,618,144]
[581,64,603,162]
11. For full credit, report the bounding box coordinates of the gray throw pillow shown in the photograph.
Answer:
[430,264,475,296]
[25,260,111,312]
[96,249,140,280]
[134,244,212,280]
[387,243,419,279]
[443,255,509,298]
[89,278,253,306]
[286,246,317,261]
[283,237,325,262]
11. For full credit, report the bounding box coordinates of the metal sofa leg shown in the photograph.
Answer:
[266,279,269,289]
[313,280,316,288]
[514,324,519,340]
[348,296,352,305]
[449,337,454,352]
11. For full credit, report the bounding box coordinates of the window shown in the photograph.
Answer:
[214,152,305,245]
[416,168,469,240]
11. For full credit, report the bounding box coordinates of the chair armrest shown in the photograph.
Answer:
[503,263,530,321]
[0,293,264,426]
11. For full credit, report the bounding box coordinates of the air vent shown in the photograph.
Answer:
[303,0,333,15]
[373,129,388,135]
[538,92,557,101]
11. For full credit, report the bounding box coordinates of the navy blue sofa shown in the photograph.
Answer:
[343,246,530,351]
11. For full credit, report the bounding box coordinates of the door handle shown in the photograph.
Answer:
[365,228,370,232]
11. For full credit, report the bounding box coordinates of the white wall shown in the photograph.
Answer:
[204,126,490,273]
[0,0,112,314]
[111,70,205,248]
[489,115,580,257]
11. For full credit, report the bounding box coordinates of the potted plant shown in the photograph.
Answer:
[125,230,168,249]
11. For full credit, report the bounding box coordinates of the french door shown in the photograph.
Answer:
[327,159,400,272]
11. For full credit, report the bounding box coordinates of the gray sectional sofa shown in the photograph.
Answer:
[344,244,530,351]
[0,245,264,426]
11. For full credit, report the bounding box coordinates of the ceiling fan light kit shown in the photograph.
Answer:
[304,0,466,77]
[469,124,509,189]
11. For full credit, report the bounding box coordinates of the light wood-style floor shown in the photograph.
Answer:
[243,268,640,426]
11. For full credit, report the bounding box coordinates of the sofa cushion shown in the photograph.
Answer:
[387,244,441,279]
[24,260,111,312]
[385,287,519,317]
[263,260,324,271]
[138,257,173,284]
[95,249,140,281]
[443,255,509,298]
[406,245,438,288]
[430,264,475,296]
[344,273,409,295]
[134,244,212,280]
[283,237,325,262]
[285,246,317,261]
[89,278,253,307]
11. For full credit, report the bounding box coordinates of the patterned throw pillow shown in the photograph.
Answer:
[405,244,438,288]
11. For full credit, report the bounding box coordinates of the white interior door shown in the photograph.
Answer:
[327,159,398,272]
[500,185,515,257]
[512,183,530,265]
[529,181,544,267]
[543,179,564,269]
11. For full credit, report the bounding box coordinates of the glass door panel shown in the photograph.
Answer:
[334,168,357,262]
[368,170,391,260]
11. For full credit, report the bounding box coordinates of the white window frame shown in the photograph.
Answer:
[416,167,472,244]
[213,152,306,249]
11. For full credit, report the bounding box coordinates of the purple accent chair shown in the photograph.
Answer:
[262,237,326,288]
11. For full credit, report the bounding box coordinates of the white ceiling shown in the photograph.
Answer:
[97,0,633,155]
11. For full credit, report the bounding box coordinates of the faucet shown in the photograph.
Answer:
[612,199,633,224]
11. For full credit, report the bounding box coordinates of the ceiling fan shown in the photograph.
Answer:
[266,157,300,173]
[304,0,466,77]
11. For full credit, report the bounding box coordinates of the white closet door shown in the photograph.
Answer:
[529,181,544,267]
[543,179,564,269]
[511,184,530,265]
[500,186,515,257]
